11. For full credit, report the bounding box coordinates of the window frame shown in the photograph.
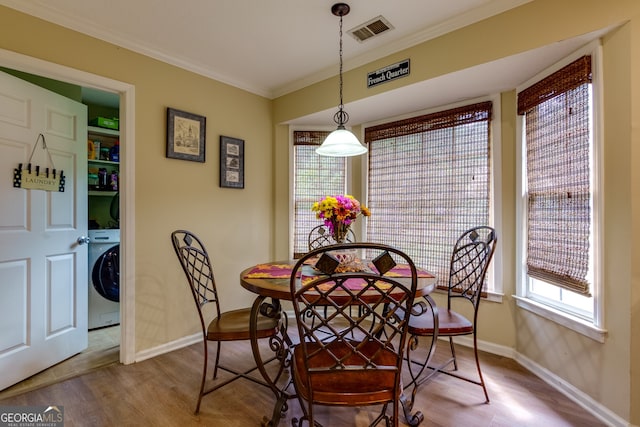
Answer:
[514,40,606,342]
[362,96,503,300]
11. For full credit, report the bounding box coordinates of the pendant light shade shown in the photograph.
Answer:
[316,3,368,157]
[316,128,367,157]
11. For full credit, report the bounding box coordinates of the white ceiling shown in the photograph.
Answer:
[0,0,607,126]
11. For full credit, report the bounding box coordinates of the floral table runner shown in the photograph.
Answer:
[243,262,434,282]
[243,263,299,279]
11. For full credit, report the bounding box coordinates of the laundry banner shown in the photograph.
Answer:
[367,59,410,88]
[13,165,66,192]
[12,133,66,192]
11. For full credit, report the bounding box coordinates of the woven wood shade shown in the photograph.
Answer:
[518,55,592,115]
[518,56,592,296]
[293,131,346,258]
[365,102,492,290]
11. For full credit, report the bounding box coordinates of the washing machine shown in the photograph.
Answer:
[88,229,120,330]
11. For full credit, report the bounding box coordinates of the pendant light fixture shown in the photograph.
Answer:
[316,3,368,157]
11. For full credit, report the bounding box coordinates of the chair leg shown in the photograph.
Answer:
[195,338,208,414]
[368,402,391,427]
[420,332,489,408]
[448,336,458,370]
[292,380,311,427]
[213,340,221,379]
[446,334,491,404]
[472,333,490,403]
[391,401,398,427]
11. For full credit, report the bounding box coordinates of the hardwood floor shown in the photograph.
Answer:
[0,336,606,426]
[0,325,120,400]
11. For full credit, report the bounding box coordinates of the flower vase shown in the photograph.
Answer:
[330,222,357,268]
[332,222,350,244]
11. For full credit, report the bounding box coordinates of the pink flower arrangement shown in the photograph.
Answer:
[311,195,370,243]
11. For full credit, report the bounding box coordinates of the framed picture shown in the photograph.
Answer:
[220,135,244,189]
[166,107,206,162]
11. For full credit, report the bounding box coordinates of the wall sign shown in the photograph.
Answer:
[14,166,65,191]
[367,59,410,88]
[13,133,65,192]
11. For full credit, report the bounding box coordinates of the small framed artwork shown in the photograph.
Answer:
[220,135,244,189]
[166,107,206,162]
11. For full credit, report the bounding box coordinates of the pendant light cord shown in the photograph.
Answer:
[334,11,349,128]
[317,3,367,156]
[338,13,344,110]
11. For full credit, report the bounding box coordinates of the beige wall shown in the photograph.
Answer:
[0,7,274,353]
[273,0,640,424]
[1,0,639,424]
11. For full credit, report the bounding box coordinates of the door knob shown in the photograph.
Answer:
[77,236,91,245]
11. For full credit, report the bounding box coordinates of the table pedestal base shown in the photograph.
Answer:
[250,295,295,426]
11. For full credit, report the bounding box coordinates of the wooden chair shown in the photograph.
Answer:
[405,226,497,403]
[289,242,421,427]
[308,223,355,250]
[171,230,280,414]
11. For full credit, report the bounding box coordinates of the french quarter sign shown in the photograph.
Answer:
[367,59,410,88]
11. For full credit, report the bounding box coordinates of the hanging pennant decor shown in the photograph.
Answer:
[13,133,65,192]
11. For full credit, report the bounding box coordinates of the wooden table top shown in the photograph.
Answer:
[240,260,436,301]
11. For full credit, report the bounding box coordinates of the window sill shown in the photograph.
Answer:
[484,290,503,303]
[431,288,503,303]
[513,296,607,343]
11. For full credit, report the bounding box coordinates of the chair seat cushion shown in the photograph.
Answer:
[408,309,473,336]
[292,340,399,406]
[207,308,278,341]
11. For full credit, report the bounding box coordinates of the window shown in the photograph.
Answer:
[292,130,347,258]
[365,101,497,292]
[516,46,605,340]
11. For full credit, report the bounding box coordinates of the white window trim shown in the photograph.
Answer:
[360,94,503,299]
[491,94,503,302]
[515,39,606,342]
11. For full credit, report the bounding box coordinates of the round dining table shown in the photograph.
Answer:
[239,259,437,427]
[241,260,436,299]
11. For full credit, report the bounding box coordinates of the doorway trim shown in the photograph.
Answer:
[0,48,136,364]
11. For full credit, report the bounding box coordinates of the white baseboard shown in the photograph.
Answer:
[451,336,629,427]
[134,333,200,363]
[450,334,516,358]
[515,352,629,427]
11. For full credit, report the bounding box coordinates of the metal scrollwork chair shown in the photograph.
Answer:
[306,224,358,328]
[289,242,422,427]
[171,230,280,414]
[405,226,497,404]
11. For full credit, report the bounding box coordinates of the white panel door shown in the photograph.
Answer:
[0,70,88,390]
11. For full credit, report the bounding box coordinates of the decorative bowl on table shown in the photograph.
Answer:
[330,248,365,272]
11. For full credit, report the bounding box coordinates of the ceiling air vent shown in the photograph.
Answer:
[348,15,394,43]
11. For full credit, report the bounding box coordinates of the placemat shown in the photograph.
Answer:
[379,263,435,278]
[243,263,297,279]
